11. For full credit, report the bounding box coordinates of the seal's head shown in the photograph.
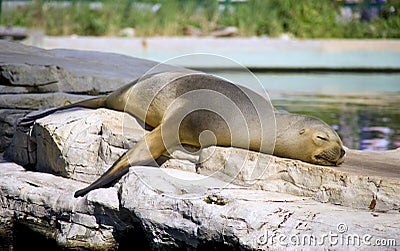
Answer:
[274,114,346,166]
[298,123,345,166]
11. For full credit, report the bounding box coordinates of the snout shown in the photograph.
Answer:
[313,147,346,166]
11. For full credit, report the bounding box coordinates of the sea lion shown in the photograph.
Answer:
[20,71,345,197]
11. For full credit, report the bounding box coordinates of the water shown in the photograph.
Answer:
[41,37,400,69]
[210,71,400,151]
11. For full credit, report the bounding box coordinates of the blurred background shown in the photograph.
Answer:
[1,0,400,150]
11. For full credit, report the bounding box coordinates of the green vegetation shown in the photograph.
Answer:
[1,0,400,38]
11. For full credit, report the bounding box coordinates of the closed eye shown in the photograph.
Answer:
[317,136,328,141]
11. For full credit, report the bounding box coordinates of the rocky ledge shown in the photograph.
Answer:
[0,41,399,250]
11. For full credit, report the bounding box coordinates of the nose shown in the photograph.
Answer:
[340,149,346,158]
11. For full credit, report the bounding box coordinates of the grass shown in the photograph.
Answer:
[1,0,400,38]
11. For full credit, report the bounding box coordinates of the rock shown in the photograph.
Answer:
[0,162,129,250]
[0,26,28,40]
[197,146,400,212]
[182,25,203,36]
[0,93,93,110]
[7,108,145,183]
[0,93,92,152]
[210,26,238,37]
[0,109,30,152]
[0,40,180,94]
[1,162,399,250]
[121,167,400,250]
[119,27,135,37]
[0,40,185,153]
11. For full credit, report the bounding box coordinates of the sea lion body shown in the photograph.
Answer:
[20,71,345,197]
[114,72,274,149]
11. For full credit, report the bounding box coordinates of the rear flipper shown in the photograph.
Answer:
[73,156,132,198]
[74,125,166,197]
[19,106,69,127]
[18,96,107,127]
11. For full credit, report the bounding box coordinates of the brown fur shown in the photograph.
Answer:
[20,72,345,197]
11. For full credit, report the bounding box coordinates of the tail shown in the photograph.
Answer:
[18,96,108,126]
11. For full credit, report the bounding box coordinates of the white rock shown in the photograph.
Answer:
[9,108,145,183]
[1,161,399,250]
[198,146,400,211]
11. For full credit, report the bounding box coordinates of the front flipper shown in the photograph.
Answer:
[74,125,165,197]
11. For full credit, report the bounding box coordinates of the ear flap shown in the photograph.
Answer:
[299,128,309,135]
